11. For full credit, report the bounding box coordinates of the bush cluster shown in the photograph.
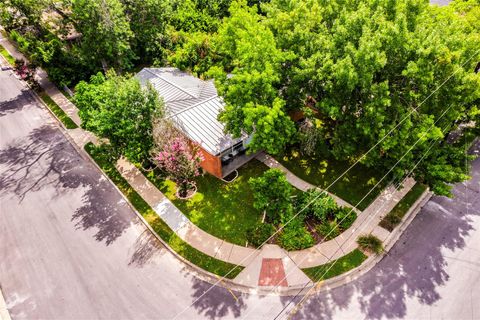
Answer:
[246,224,276,247]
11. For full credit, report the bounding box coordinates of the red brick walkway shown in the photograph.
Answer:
[258,258,288,287]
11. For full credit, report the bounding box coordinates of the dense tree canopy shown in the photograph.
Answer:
[1,0,478,195]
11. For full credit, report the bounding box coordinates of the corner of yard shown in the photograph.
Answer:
[145,159,269,246]
[278,146,389,211]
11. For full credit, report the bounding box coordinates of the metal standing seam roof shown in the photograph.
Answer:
[137,68,242,156]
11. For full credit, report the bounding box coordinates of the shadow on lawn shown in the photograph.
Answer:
[291,151,480,319]
[0,100,131,245]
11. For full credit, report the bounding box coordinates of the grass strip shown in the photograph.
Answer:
[302,249,367,281]
[379,183,427,232]
[0,45,15,65]
[84,143,243,278]
[38,92,78,129]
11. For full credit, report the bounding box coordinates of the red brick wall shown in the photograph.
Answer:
[198,147,222,178]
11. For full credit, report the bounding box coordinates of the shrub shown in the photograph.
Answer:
[249,169,294,224]
[335,206,357,231]
[357,234,384,254]
[246,224,276,247]
[316,220,340,240]
[296,188,337,221]
[278,219,314,251]
[379,213,402,232]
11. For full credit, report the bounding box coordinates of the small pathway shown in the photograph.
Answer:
[256,152,361,214]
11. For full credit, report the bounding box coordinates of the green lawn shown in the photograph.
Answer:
[146,160,269,246]
[379,183,427,231]
[39,92,78,129]
[277,147,389,211]
[85,143,243,278]
[302,249,367,281]
[0,45,15,66]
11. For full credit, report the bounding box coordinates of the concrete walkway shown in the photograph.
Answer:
[288,177,416,268]
[0,34,420,289]
[256,152,361,214]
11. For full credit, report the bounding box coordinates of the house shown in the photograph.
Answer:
[137,67,258,179]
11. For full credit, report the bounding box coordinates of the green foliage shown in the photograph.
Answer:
[122,0,172,63]
[297,188,338,221]
[39,92,78,129]
[335,207,357,231]
[74,72,164,163]
[72,0,135,70]
[168,31,215,76]
[84,143,243,278]
[246,223,276,247]
[380,183,427,231]
[211,0,295,154]
[262,0,480,194]
[302,249,368,281]
[170,0,231,32]
[316,220,340,241]
[357,234,384,254]
[249,168,293,223]
[278,218,314,251]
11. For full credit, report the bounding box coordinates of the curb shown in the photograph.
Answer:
[0,286,11,320]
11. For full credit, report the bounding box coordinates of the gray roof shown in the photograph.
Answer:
[137,68,242,155]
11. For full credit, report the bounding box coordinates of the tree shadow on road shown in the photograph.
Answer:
[0,119,131,245]
[292,157,480,320]
[189,278,248,320]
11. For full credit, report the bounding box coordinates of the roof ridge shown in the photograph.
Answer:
[144,68,197,99]
[167,95,220,118]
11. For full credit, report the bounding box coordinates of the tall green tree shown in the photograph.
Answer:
[74,71,164,163]
[262,0,480,195]
[71,0,134,71]
[211,0,295,154]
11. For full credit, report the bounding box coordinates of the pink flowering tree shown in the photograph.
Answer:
[154,135,204,197]
[14,59,39,90]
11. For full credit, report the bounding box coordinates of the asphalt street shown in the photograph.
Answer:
[1,66,479,320]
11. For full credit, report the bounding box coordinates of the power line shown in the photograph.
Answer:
[171,48,480,320]
[274,116,460,320]
[240,104,455,320]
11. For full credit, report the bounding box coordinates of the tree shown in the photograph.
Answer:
[249,168,293,223]
[71,0,135,71]
[262,0,480,195]
[74,71,163,163]
[153,133,203,197]
[210,0,295,154]
[122,0,172,63]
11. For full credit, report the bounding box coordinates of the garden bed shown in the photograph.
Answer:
[278,147,389,211]
[379,183,427,231]
[302,249,368,281]
[85,143,243,279]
